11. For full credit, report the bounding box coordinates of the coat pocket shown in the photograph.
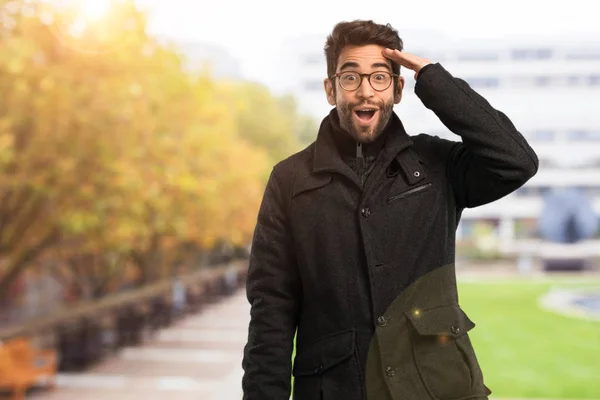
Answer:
[387,182,433,204]
[292,328,362,400]
[405,304,491,400]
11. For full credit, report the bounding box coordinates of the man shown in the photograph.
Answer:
[241,20,538,400]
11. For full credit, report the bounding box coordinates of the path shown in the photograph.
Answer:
[30,289,250,400]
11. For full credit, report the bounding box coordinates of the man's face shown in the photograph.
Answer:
[324,44,404,144]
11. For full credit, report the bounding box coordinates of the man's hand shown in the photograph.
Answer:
[383,48,432,80]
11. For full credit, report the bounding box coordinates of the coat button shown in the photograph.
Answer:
[377,316,387,326]
[385,366,395,377]
[451,324,460,334]
[361,208,371,217]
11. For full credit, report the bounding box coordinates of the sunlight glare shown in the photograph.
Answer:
[79,0,113,22]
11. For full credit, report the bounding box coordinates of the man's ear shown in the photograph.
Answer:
[394,75,405,104]
[324,78,336,106]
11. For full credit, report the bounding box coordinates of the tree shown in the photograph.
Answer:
[223,81,302,164]
[0,0,304,296]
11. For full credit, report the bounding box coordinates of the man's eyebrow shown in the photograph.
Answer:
[339,61,360,71]
[338,61,392,71]
[371,62,391,71]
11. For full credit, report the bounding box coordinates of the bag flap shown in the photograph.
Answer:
[405,304,475,337]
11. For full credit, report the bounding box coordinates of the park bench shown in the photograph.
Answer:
[0,338,57,399]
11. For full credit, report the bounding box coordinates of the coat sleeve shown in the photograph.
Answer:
[241,168,301,400]
[414,63,539,209]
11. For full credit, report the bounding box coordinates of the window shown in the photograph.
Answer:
[511,48,553,60]
[565,50,600,60]
[589,75,600,86]
[588,131,600,140]
[509,75,578,87]
[535,76,552,86]
[567,130,600,141]
[465,77,499,88]
[457,52,499,61]
[567,130,594,141]
[531,130,555,141]
[565,75,600,87]
[567,76,584,86]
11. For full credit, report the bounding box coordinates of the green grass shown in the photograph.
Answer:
[458,278,600,398]
[290,278,600,398]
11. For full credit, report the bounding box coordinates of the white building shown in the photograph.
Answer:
[172,40,243,79]
[278,32,600,247]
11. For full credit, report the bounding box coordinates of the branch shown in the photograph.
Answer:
[2,190,46,252]
[0,228,60,297]
[0,189,16,250]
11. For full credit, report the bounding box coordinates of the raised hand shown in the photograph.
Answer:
[383,48,432,80]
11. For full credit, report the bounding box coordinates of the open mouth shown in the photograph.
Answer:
[354,108,377,124]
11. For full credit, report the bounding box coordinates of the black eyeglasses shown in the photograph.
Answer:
[330,71,398,92]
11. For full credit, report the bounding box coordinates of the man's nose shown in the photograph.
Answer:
[357,76,375,98]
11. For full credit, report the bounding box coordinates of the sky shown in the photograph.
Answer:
[131,0,600,88]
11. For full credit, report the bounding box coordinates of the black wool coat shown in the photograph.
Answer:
[241,62,539,400]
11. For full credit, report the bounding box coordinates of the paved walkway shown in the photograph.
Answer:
[24,283,599,400]
[30,289,250,400]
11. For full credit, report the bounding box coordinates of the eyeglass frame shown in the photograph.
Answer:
[329,70,400,92]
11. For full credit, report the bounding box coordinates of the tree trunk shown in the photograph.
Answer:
[130,233,162,285]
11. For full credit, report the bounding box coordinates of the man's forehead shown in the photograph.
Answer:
[337,44,392,70]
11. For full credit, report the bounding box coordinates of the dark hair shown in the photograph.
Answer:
[324,20,404,78]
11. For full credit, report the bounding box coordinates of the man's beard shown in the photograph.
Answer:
[338,100,394,144]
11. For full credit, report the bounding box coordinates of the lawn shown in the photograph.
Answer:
[458,277,600,398]
[291,277,600,398]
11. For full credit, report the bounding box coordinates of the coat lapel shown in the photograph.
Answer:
[311,108,416,191]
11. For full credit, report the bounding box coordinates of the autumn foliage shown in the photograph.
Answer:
[0,0,314,296]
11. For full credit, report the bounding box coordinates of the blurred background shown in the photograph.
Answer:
[0,0,598,399]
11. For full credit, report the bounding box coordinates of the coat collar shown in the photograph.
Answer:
[312,108,413,174]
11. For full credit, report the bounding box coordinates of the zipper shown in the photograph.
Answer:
[356,142,365,187]
[386,182,432,203]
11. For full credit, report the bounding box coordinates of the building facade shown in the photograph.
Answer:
[173,40,242,79]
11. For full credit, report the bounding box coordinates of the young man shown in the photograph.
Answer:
[241,20,538,400]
